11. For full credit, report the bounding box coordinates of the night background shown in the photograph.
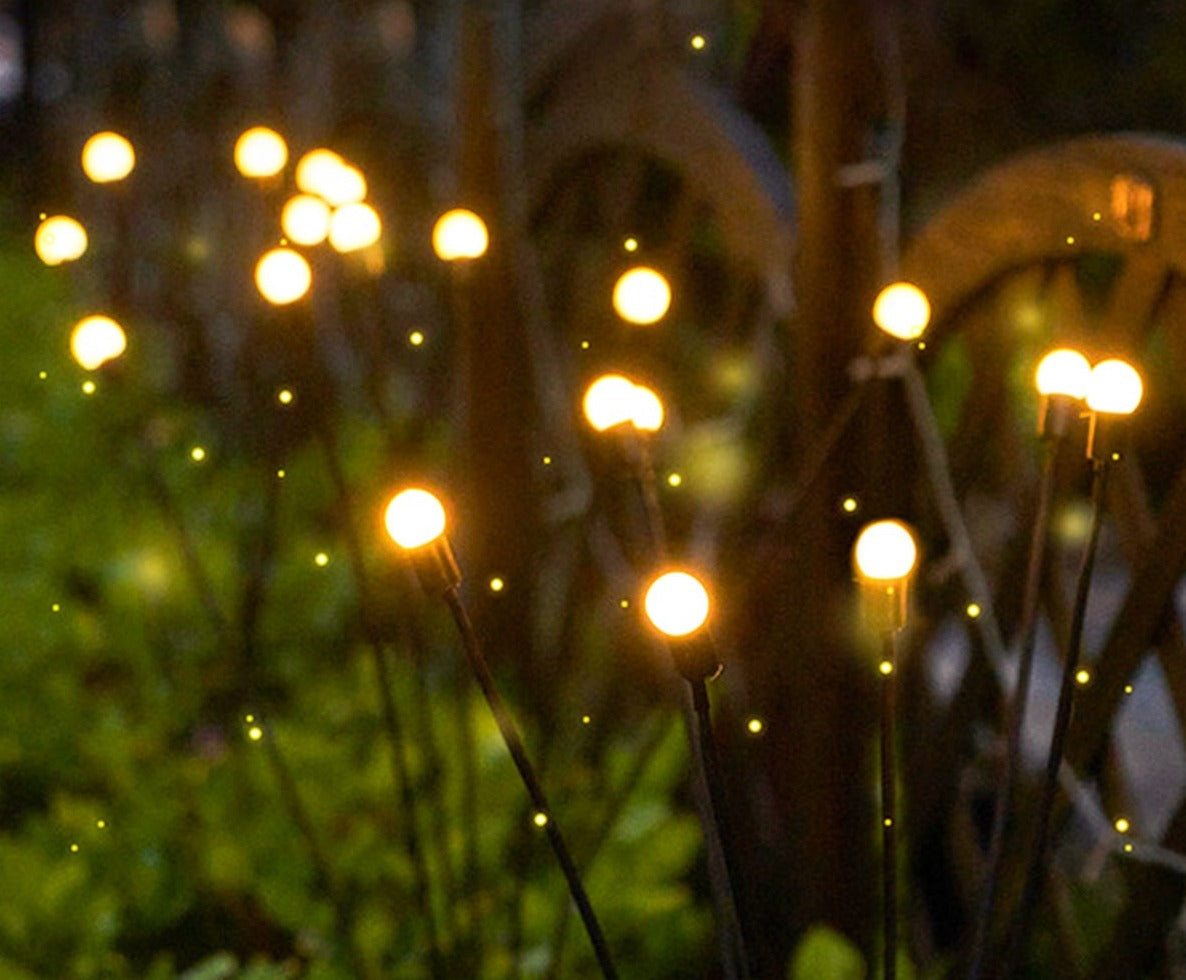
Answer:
[4,1,1186,978]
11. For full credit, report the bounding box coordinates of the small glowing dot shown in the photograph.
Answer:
[1092,211,1102,221]
[883,818,893,827]
[542,455,552,465]
[1111,451,1121,462]
[667,472,683,487]
[277,388,294,405]
[69,843,79,853]
[81,380,96,395]
[409,331,425,346]
[277,469,286,479]
[619,599,630,609]
[1114,817,1131,834]
[1124,842,1134,853]
[489,576,505,592]
[1075,668,1091,685]
[533,811,549,828]
[879,660,894,676]
[38,371,47,380]
[1124,684,1134,694]
[1066,235,1076,245]
[314,552,330,567]
[190,446,206,462]
[248,726,264,741]
[581,715,591,725]
[966,603,982,619]
[96,819,106,829]
[580,340,590,350]
[917,341,927,351]
[690,34,707,50]
[245,714,255,723]
[746,717,764,735]
[842,497,858,513]
[51,603,60,612]
[624,237,638,252]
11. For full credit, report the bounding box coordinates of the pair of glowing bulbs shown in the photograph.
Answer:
[1035,348,1143,415]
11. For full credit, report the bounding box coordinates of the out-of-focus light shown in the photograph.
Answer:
[70,315,127,370]
[644,570,710,638]
[385,488,447,550]
[631,383,665,432]
[281,194,331,246]
[328,202,381,252]
[255,247,312,304]
[853,519,918,581]
[583,374,637,432]
[234,126,288,178]
[1086,358,1143,415]
[432,208,488,261]
[613,266,671,325]
[35,215,88,265]
[82,132,135,183]
[1035,348,1091,399]
[295,148,366,206]
[872,282,930,340]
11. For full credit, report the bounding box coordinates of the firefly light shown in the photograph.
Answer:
[281,194,332,246]
[384,488,447,550]
[233,126,288,178]
[70,315,127,370]
[853,520,918,582]
[34,215,88,265]
[81,132,135,183]
[872,282,930,341]
[255,247,312,304]
[328,202,382,253]
[1086,358,1143,415]
[1035,348,1091,399]
[583,374,638,432]
[432,208,489,261]
[613,266,672,325]
[644,570,710,638]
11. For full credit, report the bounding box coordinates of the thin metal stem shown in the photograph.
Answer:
[1000,460,1109,977]
[881,631,899,980]
[441,586,619,980]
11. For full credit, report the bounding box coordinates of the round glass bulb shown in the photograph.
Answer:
[583,374,637,431]
[233,126,288,178]
[385,488,447,549]
[81,132,135,183]
[644,570,710,638]
[1086,359,1142,415]
[1035,348,1091,398]
[853,519,918,581]
[613,267,672,325]
[70,315,127,370]
[328,202,382,252]
[631,384,665,432]
[433,208,489,260]
[35,215,88,265]
[255,247,312,304]
[872,282,930,340]
[281,194,332,246]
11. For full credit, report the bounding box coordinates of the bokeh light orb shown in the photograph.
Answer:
[35,215,88,265]
[432,208,489,261]
[613,266,672,325]
[234,126,288,178]
[385,488,447,550]
[254,247,312,304]
[81,132,135,183]
[644,570,711,638]
[328,202,382,253]
[70,315,127,370]
[1035,348,1091,399]
[631,384,665,433]
[280,194,332,246]
[295,149,366,206]
[872,282,931,340]
[853,519,919,581]
[1086,358,1143,415]
[583,374,637,432]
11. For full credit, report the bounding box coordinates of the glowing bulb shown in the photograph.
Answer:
[233,127,288,178]
[248,726,264,741]
[70,315,127,370]
[255,247,312,304]
[35,215,88,265]
[1086,359,1143,415]
[644,570,711,638]
[328,202,382,252]
[583,374,637,431]
[1035,348,1091,399]
[281,194,331,246]
[190,446,206,462]
[81,132,135,182]
[966,603,982,619]
[489,576,505,592]
[872,282,930,340]
[746,717,764,734]
[314,552,329,567]
[631,384,665,432]
[1115,817,1131,834]
[385,488,447,549]
[613,266,671,325]
[277,388,294,405]
[1075,668,1091,685]
[409,331,425,346]
[295,149,366,205]
[853,520,918,581]
[432,208,489,260]
[533,811,549,828]
[842,497,859,513]
[879,660,894,676]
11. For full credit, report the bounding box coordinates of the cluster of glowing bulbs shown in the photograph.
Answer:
[1035,348,1143,415]
[582,374,664,433]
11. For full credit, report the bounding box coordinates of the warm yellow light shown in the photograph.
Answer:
[432,208,489,261]
[70,315,127,370]
[34,215,88,265]
[613,266,672,325]
[385,488,447,550]
[233,126,288,178]
[583,374,637,431]
[1075,668,1091,685]
[255,247,312,304]
[1035,348,1091,398]
[295,148,366,206]
[644,570,711,638]
[328,202,382,252]
[1115,817,1131,834]
[81,132,135,183]
[1086,358,1143,415]
[631,383,665,432]
[280,194,331,246]
[872,282,930,340]
[853,519,918,581]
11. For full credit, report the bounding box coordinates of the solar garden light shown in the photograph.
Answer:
[853,519,920,980]
[383,488,617,978]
